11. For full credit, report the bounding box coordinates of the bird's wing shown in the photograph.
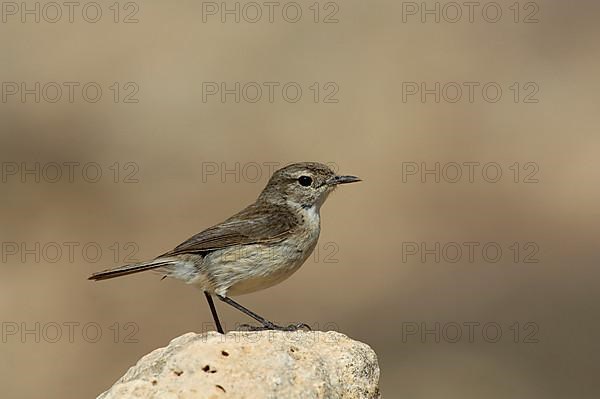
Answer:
[161,203,298,257]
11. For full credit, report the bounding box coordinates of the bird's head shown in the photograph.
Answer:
[259,162,360,210]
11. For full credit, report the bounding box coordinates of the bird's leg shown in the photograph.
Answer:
[217,295,276,329]
[204,292,224,334]
[216,295,311,331]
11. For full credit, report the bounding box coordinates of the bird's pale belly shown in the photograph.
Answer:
[198,233,319,297]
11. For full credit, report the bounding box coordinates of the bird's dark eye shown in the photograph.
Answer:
[298,176,313,187]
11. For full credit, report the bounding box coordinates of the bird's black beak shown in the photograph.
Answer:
[326,175,361,186]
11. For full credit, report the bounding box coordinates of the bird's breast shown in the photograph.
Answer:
[202,208,321,296]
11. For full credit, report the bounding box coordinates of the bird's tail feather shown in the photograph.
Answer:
[88,259,174,281]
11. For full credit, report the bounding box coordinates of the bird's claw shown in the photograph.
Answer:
[237,322,312,332]
[237,323,268,331]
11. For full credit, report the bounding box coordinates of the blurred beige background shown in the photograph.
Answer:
[1,0,599,397]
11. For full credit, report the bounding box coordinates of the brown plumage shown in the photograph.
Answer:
[89,162,360,332]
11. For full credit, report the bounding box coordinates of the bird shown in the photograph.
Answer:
[89,162,360,333]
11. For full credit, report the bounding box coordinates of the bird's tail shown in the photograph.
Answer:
[88,259,175,281]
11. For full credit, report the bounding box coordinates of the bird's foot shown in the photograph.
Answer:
[238,322,312,332]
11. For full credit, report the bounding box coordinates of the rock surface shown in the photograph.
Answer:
[97,330,380,399]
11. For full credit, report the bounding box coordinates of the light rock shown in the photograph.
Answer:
[97,330,380,399]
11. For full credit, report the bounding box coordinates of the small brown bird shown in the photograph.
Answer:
[89,162,360,333]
